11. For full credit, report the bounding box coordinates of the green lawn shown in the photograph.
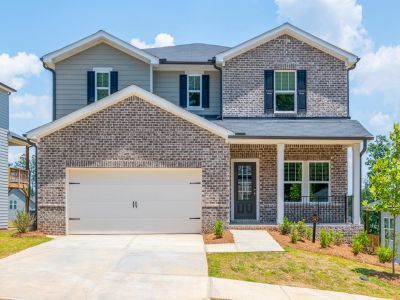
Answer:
[0,230,52,259]
[207,247,400,299]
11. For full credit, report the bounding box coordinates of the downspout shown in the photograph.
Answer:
[212,58,223,120]
[41,60,56,121]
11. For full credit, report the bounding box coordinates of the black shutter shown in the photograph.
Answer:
[179,74,187,107]
[264,70,274,113]
[110,71,118,94]
[297,70,307,113]
[202,74,210,108]
[87,71,95,104]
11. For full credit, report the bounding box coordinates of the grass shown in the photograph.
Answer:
[0,230,52,259]
[207,246,400,299]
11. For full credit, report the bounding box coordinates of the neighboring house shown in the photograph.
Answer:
[26,23,373,236]
[380,213,400,260]
[8,189,35,221]
[0,82,16,229]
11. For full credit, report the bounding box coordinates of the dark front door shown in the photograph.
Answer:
[234,162,257,220]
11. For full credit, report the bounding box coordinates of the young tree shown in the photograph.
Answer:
[364,123,400,274]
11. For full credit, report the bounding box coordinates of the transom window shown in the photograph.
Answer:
[275,70,296,113]
[384,217,394,247]
[309,162,330,202]
[94,68,111,101]
[187,75,202,108]
[9,200,16,210]
[284,162,302,202]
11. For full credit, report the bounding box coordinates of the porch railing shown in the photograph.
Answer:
[284,195,351,224]
[8,167,29,190]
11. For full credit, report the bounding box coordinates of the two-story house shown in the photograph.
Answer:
[27,23,373,236]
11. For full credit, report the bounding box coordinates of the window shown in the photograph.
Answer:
[9,200,16,210]
[284,162,302,202]
[94,68,111,101]
[309,162,330,202]
[187,75,202,108]
[384,217,395,247]
[275,71,296,112]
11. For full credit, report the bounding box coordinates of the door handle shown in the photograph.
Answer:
[132,201,138,208]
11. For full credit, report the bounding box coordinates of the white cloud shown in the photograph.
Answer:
[10,93,52,120]
[369,112,393,134]
[275,0,372,54]
[130,33,175,49]
[0,52,42,89]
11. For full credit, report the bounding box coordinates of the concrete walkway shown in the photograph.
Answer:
[206,229,284,253]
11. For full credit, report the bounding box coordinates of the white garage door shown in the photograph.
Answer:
[67,168,202,234]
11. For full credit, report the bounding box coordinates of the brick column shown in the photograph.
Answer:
[277,143,285,224]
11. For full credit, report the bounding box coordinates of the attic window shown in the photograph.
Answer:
[274,70,296,113]
[93,67,112,101]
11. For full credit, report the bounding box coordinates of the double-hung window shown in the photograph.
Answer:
[94,68,111,101]
[309,162,330,202]
[187,75,202,109]
[384,217,395,247]
[284,162,302,202]
[9,200,16,210]
[275,70,296,113]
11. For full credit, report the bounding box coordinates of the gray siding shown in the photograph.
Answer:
[55,43,151,119]
[0,91,9,129]
[153,71,221,117]
[0,128,8,229]
[8,189,34,221]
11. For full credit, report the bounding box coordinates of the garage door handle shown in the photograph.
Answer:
[132,201,138,208]
[69,218,80,221]
[190,182,201,184]
[189,217,200,220]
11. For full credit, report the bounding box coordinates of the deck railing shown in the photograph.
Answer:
[284,195,351,224]
[8,167,29,190]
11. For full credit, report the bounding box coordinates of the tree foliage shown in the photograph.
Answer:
[12,153,36,197]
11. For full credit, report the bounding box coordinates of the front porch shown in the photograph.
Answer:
[228,143,362,227]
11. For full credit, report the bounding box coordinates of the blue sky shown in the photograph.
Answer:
[1,0,399,162]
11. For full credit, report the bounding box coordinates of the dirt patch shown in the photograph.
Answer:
[203,230,234,244]
[268,229,400,271]
[11,231,47,238]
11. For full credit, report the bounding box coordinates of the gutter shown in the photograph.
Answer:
[212,58,223,120]
[159,59,213,65]
[41,60,56,121]
[228,135,374,141]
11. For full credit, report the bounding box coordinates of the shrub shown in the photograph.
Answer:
[13,210,34,234]
[279,216,292,235]
[213,220,224,238]
[319,228,332,248]
[377,246,394,263]
[332,230,345,246]
[351,231,370,254]
[305,226,313,241]
[290,227,300,244]
[296,220,307,239]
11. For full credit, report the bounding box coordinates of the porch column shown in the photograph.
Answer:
[277,143,285,224]
[352,143,361,225]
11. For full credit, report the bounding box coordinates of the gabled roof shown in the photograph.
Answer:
[42,30,159,69]
[26,84,233,140]
[0,82,16,94]
[144,43,230,62]
[215,23,359,69]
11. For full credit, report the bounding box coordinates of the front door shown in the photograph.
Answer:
[234,162,257,220]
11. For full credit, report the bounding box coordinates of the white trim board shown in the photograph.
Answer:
[215,23,359,69]
[42,30,159,69]
[26,84,233,140]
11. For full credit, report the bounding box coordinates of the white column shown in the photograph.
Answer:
[277,143,285,224]
[352,143,361,225]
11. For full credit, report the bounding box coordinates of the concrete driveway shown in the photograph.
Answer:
[0,235,209,300]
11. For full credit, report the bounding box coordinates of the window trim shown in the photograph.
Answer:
[186,74,202,110]
[274,70,297,114]
[93,67,112,101]
[284,161,303,202]
[383,217,395,246]
[308,160,331,202]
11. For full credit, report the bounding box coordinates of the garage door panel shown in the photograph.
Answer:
[67,168,202,234]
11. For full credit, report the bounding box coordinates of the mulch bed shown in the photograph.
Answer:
[268,229,400,271]
[203,230,235,244]
[11,231,47,238]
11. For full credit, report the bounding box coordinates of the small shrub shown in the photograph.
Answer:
[332,230,345,246]
[290,228,300,244]
[213,220,224,238]
[296,220,307,239]
[279,216,292,235]
[319,228,332,248]
[377,246,394,263]
[351,231,370,254]
[352,239,363,255]
[305,226,313,240]
[13,210,34,234]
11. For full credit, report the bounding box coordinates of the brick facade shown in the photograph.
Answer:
[222,34,348,118]
[230,144,348,224]
[37,96,230,235]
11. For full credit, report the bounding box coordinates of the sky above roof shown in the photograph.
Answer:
[1,0,399,163]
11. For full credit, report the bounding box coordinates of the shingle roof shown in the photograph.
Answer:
[211,119,373,140]
[143,43,230,62]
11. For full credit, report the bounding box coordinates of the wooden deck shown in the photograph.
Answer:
[8,168,29,194]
